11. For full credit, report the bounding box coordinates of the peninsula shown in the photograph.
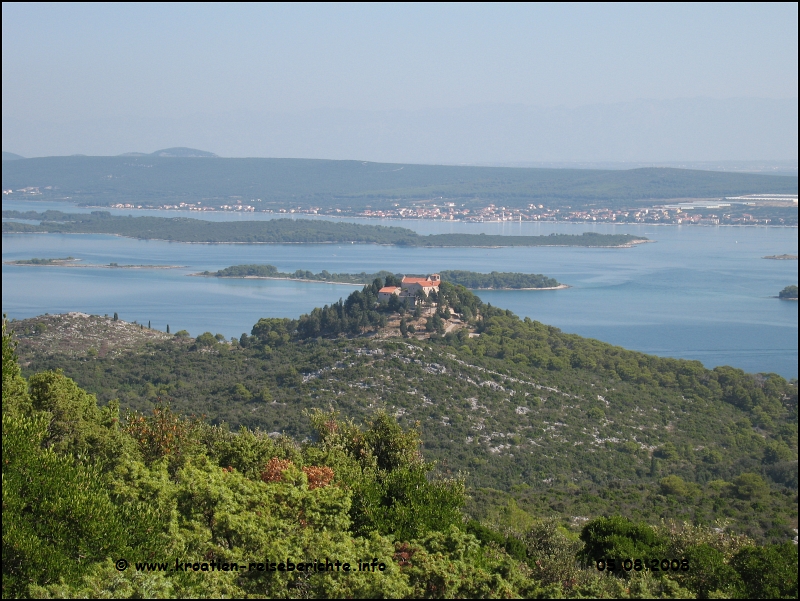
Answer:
[1,212,648,247]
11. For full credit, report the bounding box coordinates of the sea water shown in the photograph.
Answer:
[2,203,797,378]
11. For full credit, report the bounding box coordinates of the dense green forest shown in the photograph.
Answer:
[2,211,647,247]
[4,306,798,598]
[9,280,798,581]
[2,156,796,210]
[779,285,798,299]
[14,282,797,547]
[204,265,561,289]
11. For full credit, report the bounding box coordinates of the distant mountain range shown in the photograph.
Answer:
[2,152,25,161]
[1,156,796,211]
[118,147,218,158]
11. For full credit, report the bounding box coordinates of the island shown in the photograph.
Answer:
[778,285,798,300]
[194,265,565,289]
[763,254,798,260]
[2,211,649,247]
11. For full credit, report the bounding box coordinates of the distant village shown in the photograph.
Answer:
[109,194,797,225]
[328,194,798,225]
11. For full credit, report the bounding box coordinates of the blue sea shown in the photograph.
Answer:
[3,200,797,378]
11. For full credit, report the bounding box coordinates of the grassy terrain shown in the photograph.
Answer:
[11,313,172,360]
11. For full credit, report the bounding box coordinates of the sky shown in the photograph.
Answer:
[2,2,798,162]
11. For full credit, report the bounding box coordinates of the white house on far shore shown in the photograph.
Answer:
[378,274,441,304]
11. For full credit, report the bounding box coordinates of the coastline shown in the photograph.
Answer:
[482,283,570,291]
[61,204,800,228]
[21,204,799,227]
[189,274,365,286]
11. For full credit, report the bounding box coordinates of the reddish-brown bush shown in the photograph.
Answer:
[261,457,294,483]
[303,466,334,490]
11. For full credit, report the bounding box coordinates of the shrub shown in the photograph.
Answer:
[731,543,798,599]
[261,457,295,483]
[732,473,769,500]
[578,516,666,565]
[303,465,334,490]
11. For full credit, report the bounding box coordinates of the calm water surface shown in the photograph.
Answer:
[3,201,797,378]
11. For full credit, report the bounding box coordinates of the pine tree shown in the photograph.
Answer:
[166,324,170,334]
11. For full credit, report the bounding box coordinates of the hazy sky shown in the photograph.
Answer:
[3,3,798,161]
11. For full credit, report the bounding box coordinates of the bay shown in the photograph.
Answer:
[2,200,797,378]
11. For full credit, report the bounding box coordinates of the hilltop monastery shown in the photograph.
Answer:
[378,274,440,304]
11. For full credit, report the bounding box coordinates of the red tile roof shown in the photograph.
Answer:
[402,277,440,286]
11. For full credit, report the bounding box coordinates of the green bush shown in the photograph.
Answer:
[578,516,666,565]
[677,544,742,598]
[731,543,798,599]
[195,331,218,347]
[2,413,159,597]
[732,473,769,500]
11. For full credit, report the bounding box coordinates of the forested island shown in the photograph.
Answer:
[2,211,648,247]
[4,279,797,598]
[199,265,562,289]
[778,285,798,299]
[438,269,562,289]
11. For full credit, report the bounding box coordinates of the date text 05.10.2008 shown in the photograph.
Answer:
[596,559,689,572]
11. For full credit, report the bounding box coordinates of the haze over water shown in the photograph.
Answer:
[3,201,797,378]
